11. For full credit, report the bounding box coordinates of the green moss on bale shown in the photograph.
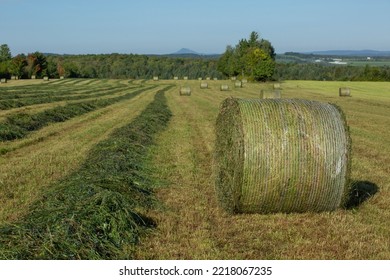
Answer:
[214,97,351,214]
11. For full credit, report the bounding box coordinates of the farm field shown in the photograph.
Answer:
[0,78,389,259]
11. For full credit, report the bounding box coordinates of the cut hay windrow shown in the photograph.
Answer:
[0,88,173,259]
[0,85,157,141]
[214,97,351,214]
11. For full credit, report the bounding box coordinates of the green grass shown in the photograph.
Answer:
[0,88,172,259]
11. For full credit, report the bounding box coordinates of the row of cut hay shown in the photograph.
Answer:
[0,85,157,141]
[214,97,351,214]
[0,88,173,260]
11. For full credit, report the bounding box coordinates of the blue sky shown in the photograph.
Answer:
[1,0,390,55]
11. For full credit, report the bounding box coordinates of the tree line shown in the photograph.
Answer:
[2,43,390,81]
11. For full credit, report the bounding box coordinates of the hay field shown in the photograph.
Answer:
[0,79,389,259]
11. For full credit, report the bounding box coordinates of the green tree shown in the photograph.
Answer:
[9,54,27,78]
[26,52,48,78]
[0,44,12,62]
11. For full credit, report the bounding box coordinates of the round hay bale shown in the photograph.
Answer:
[206,77,211,80]
[174,76,179,80]
[0,78,7,83]
[234,81,242,88]
[183,76,188,80]
[214,97,351,214]
[200,82,208,89]
[220,85,229,91]
[43,76,49,81]
[231,76,237,81]
[153,76,159,81]
[198,77,202,80]
[273,83,281,89]
[180,86,191,96]
[241,78,248,83]
[339,87,351,97]
[31,75,36,79]
[260,89,281,99]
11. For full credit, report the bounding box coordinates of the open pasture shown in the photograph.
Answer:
[0,79,389,259]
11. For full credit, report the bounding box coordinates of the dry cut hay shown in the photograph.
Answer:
[260,89,281,99]
[339,87,351,97]
[200,82,208,89]
[214,97,351,214]
[180,86,191,96]
[220,84,229,91]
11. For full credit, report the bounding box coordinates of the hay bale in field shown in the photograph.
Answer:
[200,82,208,89]
[273,83,281,89]
[174,76,179,80]
[206,77,211,80]
[242,78,248,83]
[231,76,237,81]
[153,76,159,81]
[198,77,202,80]
[339,87,351,97]
[220,84,229,91]
[260,89,281,99]
[0,78,7,83]
[214,97,351,214]
[43,76,49,81]
[180,86,191,96]
[214,77,218,80]
[31,75,36,79]
[234,81,242,88]
[183,76,188,80]
[60,76,65,79]
[11,76,17,80]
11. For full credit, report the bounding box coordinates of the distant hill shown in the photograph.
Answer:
[172,48,199,55]
[303,50,390,57]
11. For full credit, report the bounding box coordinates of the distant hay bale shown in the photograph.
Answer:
[273,83,281,89]
[153,76,159,81]
[200,82,208,89]
[220,85,229,91]
[198,77,202,80]
[11,76,17,80]
[214,97,351,214]
[206,77,211,80]
[260,89,281,99]
[180,86,191,96]
[174,76,179,80]
[214,77,218,80]
[242,78,248,83]
[183,76,188,80]
[31,75,36,79]
[43,76,49,81]
[339,87,351,97]
[0,78,7,83]
[231,76,237,81]
[234,81,242,88]
[60,76,65,79]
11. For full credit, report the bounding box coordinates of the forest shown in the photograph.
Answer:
[1,43,390,81]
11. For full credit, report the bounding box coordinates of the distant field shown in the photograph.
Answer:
[0,79,389,259]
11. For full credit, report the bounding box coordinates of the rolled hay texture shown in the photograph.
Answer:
[183,76,188,80]
[214,98,351,214]
[153,76,159,81]
[260,89,281,99]
[231,76,237,81]
[220,84,229,91]
[174,76,179,80]
[0,78,6,83]
[339,87,351,97]
[31,75,36,79]
[180,86,191,96]
[235,81,242,88]
[43,76,49,81]
[200,82,208,89]
[273,83,281,89]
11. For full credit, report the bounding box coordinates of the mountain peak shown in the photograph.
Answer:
[172,48,199,55]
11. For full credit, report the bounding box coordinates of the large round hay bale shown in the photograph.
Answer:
[0,78,7,83]
[173,76,179,80]
[180,86,191,96]
[200,82,208,89]
[273,83,281,89]
[153,76,159,81]
[43,76,49,81]
[339,87,351,97]
[260,89,281,99]
[214,98,351,214]
[220,84,229,91]
[234,81,242,88]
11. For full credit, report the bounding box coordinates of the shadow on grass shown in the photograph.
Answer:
[345,180,379,209]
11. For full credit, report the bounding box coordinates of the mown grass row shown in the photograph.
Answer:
[0,85,156,141]
[0,88,172,259]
